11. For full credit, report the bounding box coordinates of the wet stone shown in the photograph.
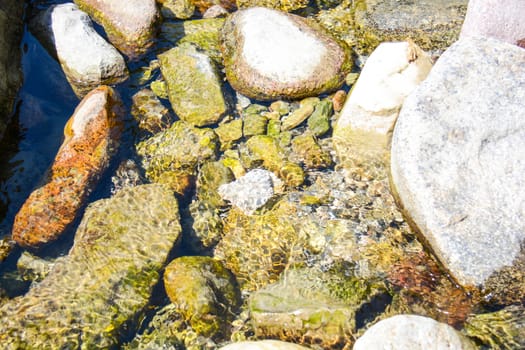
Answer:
[291,134,333,170]
[131,88,174,137]
[0,184,182,348]
[215,119,243,150]
[243,113,268,137]
[157,0,195,19]
[236,0,309,12]
[12,86,124,249]
[307,99,333,137]
[219,340,311,350]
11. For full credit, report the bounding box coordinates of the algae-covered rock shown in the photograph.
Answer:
[315,0,357,50]
[243,113,268,137]
[131,88,174,137]
[214,201,300,290]
[307,99,332,137]
[291,133,333,170]
[215,119,243,150]
[236,0,308,12]
[16,251,57,283]
[0,0,24,140]
[160,18,225,64]
[221,7,352,100]
[353,0,467,55]
[158,0,195,19]
[464,305,525,349]
[136,120,218,181]
[250,267,388,349]
[13,86,124,249]
[197,161,235,207]
[0,184,181,349]
[281,97,318,131]
[159,45,227,127]
[245,135,304,187]
[188,199,224,250]
[219,340,311,350]
[110,159,146,194]
[164,256,241,337]
[74,0,159,58]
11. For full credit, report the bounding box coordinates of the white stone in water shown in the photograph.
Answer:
[218,169,281,215]
[240,8,326,84]
[353,315,476,350]
[219,340,311,350]
[391,37,525,287]
[336,41,432,135]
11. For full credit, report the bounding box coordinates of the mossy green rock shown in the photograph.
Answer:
[249,267,388,349]
[196,161,235,207]
[159,45,227,127]
[136,120,218,181]
[131,88,174,137]
[243,113,268,137]
[307,100,333,137]
[158,0,195,19]
[215,119,243,150]
[245,135,304,187]
[160,18,225,64]
[315,0,357,49]
[236,0,309,12]
[163,256,241,337]
[353,0,467,55]
[0,0,24,140]
[0,184,181,349]
[291,134,333,170]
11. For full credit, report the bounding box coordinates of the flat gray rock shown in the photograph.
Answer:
[391,37,525,288]
[354,315,475,350]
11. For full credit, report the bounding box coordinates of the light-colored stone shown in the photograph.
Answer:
[460,0,525,46]
[354,315,476,350]
[157,0,195,19]
[159,45,227,126]
[31,4,128,97]
[74,0,159,58]
[219,340,310,350]
[221,7,351,100]
[336,41,432,136]
[218,169,281,214]
[391,37,525,288]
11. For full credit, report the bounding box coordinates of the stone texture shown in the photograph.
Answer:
[333,41,432,170]
[218,168,280,214]
[30,4,128,97]
[354,315,476,350]
[460,0,525,46]
[159,45,227,127]
[0,184,181,348]
[221,7,352,100]
[391,37,525,288]
[354,0,467,55]
[236,0,308,12]
[157,0,195,19]
[131,88,174,137]
[163,256,241,337]
[0,0,24,140]
[219,340,311,350]
[74,0,159,58]
[12,86,124,249]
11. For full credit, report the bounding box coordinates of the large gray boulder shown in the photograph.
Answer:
[0,184,181,348]
[460,0,525,46]
[391,37,525,289]
[30,3,128,97]
[0,0,24,140]
[221,7,351,100]
[354,315,476,350]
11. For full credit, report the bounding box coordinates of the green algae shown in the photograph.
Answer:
[307,99,333,137]
[159,45,227,127]
[215,119,243,150]
[0,184,181,349]
[236,0,309,12]
[243,113,268,137]
[136,120,219,181]
[291,133,333,170]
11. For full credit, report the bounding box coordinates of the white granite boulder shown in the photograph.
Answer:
[221,7,351,100]
[30,3,128,97]
[354,315,476,350]
[460,0,525,46]
[391,37,525,288]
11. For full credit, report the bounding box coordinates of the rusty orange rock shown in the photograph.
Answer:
[12,86,124,249]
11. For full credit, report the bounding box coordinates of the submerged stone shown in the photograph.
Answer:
[136,120,218,181]
[74,0,159,58]
[163,256,241,337]
[159,45,227,127]
[391,37,525,289]
[221,7,352,100]
[13,86,124,249]
[0,184,181,348]
[219,340,311,350]
[291,134,333,170]
[30,3,128,97]
[131,88,174,137]
[236,0,308,12]
[353,0,467,55]
[307,99,332,137]
[158,0,195,19]
[354,315,476,350]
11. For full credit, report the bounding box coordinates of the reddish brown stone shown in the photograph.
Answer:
[517,38,525,48]
[12,86,124,249]
[332,90,347,112]
[193,0,236,15]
